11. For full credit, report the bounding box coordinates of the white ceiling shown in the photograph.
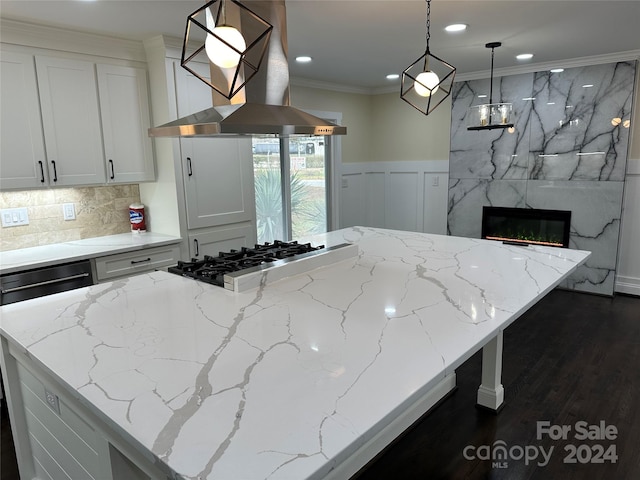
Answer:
[1,0,639,91]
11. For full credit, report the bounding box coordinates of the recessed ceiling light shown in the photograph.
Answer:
[522,97,536,101]
[445,24,467,32]
[516,53,534,60]
[582,84,594,88]
[386,74,399,80]
[550,68,564,73]
[295,56,312,63]
[547,102,556,105]
[478,94,488,98]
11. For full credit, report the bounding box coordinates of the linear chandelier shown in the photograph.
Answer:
[181,0,273,100]
[401,0,456,115]
[467,42,514,131]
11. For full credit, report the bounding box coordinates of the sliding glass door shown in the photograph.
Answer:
[252,135,331,243]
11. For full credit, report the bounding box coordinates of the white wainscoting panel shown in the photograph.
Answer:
[340,161,448,235]
[364,171,385,228]
[386,172,419,232]
[616,167,640,296]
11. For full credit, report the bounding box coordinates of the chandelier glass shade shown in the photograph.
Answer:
[181,0,273,100]
[401,0,456,115]
[467,42,514,130]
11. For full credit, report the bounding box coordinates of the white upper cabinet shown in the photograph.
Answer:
[35,56,106,186]
[0,46,156,190]
[0,51,48,189]
[97,64,155,183]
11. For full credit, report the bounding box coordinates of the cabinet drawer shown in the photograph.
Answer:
[95,244,180,281]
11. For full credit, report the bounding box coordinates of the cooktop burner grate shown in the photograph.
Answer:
[168,240,325,287]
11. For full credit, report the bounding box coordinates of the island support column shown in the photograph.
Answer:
[477,331,505,412]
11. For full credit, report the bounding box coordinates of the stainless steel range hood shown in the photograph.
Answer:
[149,0,346,138]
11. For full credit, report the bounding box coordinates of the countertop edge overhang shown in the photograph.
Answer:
[0,232,182,275]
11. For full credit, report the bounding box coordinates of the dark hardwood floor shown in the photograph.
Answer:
[355,289,640,480]
[1,289,638,480]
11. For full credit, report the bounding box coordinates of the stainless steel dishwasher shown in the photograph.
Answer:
[0,260,94,306]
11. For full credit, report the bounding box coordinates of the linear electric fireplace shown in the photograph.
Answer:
[481,207,571,248]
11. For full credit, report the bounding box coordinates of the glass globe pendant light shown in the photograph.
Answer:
[204,3,246,68]
[181,0,273,100]
[401,0,456,115]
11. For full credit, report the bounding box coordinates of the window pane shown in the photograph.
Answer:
[290,136,327,238]
[252,137,284,243]
[252,136,328,243]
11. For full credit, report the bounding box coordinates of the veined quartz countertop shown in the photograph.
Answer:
[0,232,182,275]
[0,227,590,479]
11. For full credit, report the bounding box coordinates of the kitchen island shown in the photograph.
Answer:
[0,227,590,480]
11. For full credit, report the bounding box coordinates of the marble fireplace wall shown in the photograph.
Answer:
[448,61,636,296]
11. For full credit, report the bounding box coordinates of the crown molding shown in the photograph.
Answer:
[145,35,185,61]
[290,76,372,95]
[455,50,640,82]
[296,50,640,96]
[0,18,146,62]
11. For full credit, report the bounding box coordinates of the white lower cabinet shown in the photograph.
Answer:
[188,224,256,259]
[94,244,180,281]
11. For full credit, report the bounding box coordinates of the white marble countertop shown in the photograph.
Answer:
[0,227,590,479]
[0,232,182,275]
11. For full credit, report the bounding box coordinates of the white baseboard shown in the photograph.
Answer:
[615,275,640,296]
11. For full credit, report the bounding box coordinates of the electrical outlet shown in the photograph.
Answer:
[432,176,440,187]
[63,203,76,221]
[44,388,61,415]
[0,207,29,227]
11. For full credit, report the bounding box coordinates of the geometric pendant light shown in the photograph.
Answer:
[467,42,514,130]
[181,0,273,100]
[401,0,456,115]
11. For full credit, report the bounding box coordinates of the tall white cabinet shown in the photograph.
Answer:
[169,57,257,258]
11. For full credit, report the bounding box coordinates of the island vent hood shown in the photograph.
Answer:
[149,0,346,138]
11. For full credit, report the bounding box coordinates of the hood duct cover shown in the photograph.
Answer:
[149,0,346,137]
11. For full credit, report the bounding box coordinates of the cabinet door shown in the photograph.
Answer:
[188,224,255,258]
[97,64,155,183]
[35,56,106,186]
[174,61,213,117]
[0,51,48,189]
[181,137,256,229]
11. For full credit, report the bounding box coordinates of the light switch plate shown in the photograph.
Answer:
[1,207,29,227]
[63,203,76,220]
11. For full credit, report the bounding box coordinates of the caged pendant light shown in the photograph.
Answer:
[467,42,514,130]
[401,0,456,115]
[181,0,273,100]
